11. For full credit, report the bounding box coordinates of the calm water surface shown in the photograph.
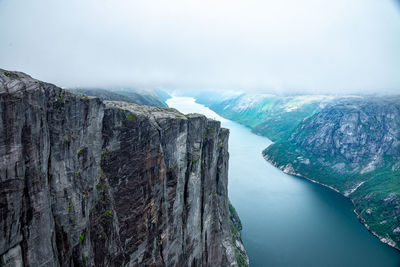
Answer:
[167,97,400,267]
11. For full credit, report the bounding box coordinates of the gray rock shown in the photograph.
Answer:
[290,97,400,170]
[0,69,239,266]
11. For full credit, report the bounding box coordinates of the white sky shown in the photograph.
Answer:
[0,0,400,94]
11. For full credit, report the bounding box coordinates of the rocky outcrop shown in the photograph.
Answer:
[290,97,400,172]
[263,96,400,250]
[0,69,239,266]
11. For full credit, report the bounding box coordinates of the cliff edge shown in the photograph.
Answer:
[0,69,242,266]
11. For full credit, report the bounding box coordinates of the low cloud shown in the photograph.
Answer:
[0,0,400,94]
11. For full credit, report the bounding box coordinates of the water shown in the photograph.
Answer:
[167,97,400,267]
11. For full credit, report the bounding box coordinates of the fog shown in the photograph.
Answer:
[1,0,400,94]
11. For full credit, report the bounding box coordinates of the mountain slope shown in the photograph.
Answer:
[71,87,169,107]
[264,96,400,249]
[200,94,335,142]
[200,92,400,250]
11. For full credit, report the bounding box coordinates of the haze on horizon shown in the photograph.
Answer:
[0,0,400,95]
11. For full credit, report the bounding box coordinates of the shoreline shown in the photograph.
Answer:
[263,154,400,252]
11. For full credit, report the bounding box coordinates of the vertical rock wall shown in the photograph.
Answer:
[0,70,238,266]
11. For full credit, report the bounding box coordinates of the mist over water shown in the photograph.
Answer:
[0,0,400,94]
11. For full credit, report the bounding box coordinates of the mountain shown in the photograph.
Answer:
[200,92,400,250]
[264,96,400,249]
[70,87,169,107]
[0,69,247,266]
[198,94,336,142]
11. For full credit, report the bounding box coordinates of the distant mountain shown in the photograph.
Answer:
[199,92,400,250]
[199,94,336,142]
[70,88,170,107]
[153,89,172,103]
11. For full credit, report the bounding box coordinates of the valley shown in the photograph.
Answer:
[198,93,400,251]
[167,96,400,266]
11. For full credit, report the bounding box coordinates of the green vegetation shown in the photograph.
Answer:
[56,90,66,103]
[68,199,74,212]
[80,233,85,243]
[264,141,400,248]
[168,164,178,172]
[77,147,86,157]
[352,168,400,244]
[253,101,320,142]
[101,151,113,159]
[229,202,248,267]
[230,223,239,241]
[57,96,65,103]
[209,93,400,249]
[209,95,333,142]
[96,180,102,190]
[125,113,137,121]
[104,209,113,218]
[205,128,215,139]
[264,142,351,191]
[235,247,249,267]
[3,71,19,78]
[218,138,225,148]
[96,171,108,202]
[228,202,242,230]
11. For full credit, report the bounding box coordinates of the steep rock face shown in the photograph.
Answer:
[290,97,400,172]
[228,203,249,267]
[0,69,238,266]
[263,96,400,249]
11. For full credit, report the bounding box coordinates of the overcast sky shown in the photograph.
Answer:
[1,0,400,94]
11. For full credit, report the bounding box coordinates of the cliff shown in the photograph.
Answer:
[0,69,241,266]
[263,96,400,249]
